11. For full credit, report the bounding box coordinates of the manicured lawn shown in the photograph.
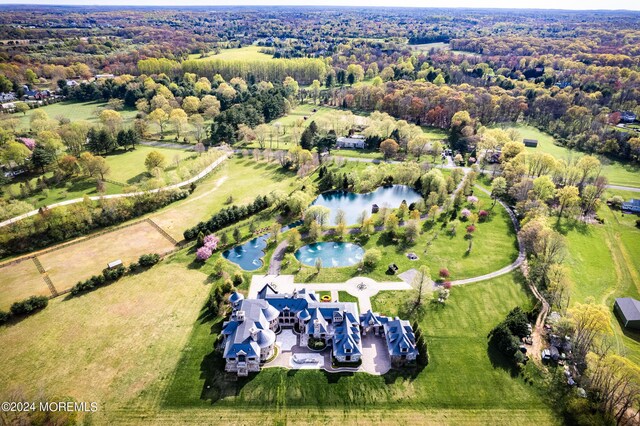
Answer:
[502,124,640,188]
[150,157,301,241]
[280,188,518,283]
[337,290,359,304]
[104,145,194,184]
[16,100,138,131]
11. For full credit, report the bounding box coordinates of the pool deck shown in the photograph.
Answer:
[249,275,412,312]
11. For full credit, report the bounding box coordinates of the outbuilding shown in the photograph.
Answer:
[614,298,640,330]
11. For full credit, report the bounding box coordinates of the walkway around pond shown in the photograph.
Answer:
[0,151,231,228]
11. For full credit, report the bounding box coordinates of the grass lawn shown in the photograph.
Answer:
[501,124,640,188]
[337,290,359,304]
[160,271,555,423]
[559,189,640,364]
[188,45,274,61]
[104,145,194,184]
[281,188,518,284]
[0,260,212,424]
[0,258,49,310]
[16,100,138,132]
[150,157,301,241]
[2,145,195,207]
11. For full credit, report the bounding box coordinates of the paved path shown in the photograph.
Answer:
[249,275,412,314]
[139,140,195,150]
[268,240,289,275]
[0,152,231,228]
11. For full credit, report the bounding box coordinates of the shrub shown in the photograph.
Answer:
[466,225,476,233]
[478,210,489,221]
[608,195,624,209]
[138,253,160,267]
[362,248,382,269]
[10,295,49,316]
[233,272,244,287]
[0,310,10,325]
[128,261,140,272]
[636,219,640,229]
[222,279,234,294]
[103,265,126,281]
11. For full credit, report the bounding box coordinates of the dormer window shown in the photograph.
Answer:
[401,347,408,353]
[345,348,351,353]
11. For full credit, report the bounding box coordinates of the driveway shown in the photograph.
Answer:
[359,334,391,374]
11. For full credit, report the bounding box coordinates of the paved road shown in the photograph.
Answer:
[0,152,230,228]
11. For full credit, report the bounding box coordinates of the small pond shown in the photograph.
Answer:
[223,234,268,271]
[295,242,365,268]
[311,185,422,225]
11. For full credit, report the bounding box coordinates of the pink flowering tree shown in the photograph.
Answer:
[20,137,36,150]
[478,210,489,222]
[196,245,213,261]
[439,268,450,279]
[467,195,478,206]
[466,225,476,234]
[203,234,220,250]
[443,281,452,289]
[460,208,471,221]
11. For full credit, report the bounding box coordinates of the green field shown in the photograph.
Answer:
[559,188,640,364]
[3,145,196,208]
[16,100,138,132]
[188,45,275,61]
[503,124,640,188]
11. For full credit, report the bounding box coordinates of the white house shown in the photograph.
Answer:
[336,134,366,149]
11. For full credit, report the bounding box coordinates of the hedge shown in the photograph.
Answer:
[69,253,161,296]
[183,195,270,240]
[10,295,49,317]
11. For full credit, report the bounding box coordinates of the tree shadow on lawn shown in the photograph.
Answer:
[486,341,521,378]
[552,217,591,236]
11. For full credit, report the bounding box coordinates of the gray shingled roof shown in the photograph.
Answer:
[383,319,418,358]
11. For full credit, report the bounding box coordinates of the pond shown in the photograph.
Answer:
[222,221,303,271]
[295,242,365,268]
[223,234,268,271]
[311,185,422,225]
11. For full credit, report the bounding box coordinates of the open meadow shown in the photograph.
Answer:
[502,124,640,188]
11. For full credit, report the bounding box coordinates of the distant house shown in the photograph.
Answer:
[614,298,640,330]
[523,139,538,148]
[620,111,637,123]
[66,79,79,87]
[336,134,366,149]
[94,74,115,80]
[0,92,15,102]
[622,199,640,214]
[555,81,571,89]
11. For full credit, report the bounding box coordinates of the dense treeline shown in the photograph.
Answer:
[181,57,327,85]
[0,189,188,258]
[183,195,270,240]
